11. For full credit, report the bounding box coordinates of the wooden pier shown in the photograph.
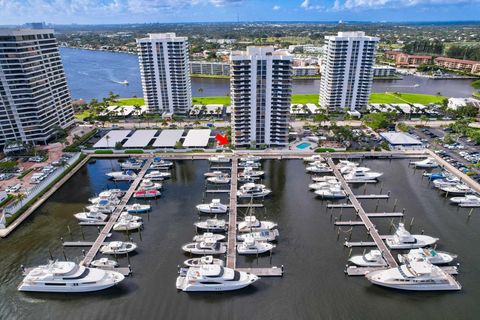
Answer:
[80,159,152,266]
[366,212,404,218]
[78,222,108,226]
[355,194,390,199]
[226,157,238,269]
[334,221,365,226]
[327,158,398,268]
[327,204,355,208]
[63,241,108,247]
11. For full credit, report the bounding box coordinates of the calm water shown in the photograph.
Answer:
[60,48,475,101]
[0,158,479,319]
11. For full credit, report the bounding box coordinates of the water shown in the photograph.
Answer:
[296,142,311,149]
[1,158,479,319]
[60,48,475,101]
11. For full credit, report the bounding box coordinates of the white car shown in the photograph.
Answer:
[6,184,21,193]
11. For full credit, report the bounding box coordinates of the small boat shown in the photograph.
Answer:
[237,215,277,233]
[139,179,162,190]
[312,175,337,183]
[183,256,224,267]
[119,212,142,222]
[411,157,438,169]
[303,155,324,163]
[433,177,460,189]
[181,239,227,255]
[365,260,461,291]
[425,172,446,181]
[439,184,472,195]
[90,258,118,269]
[100,241,137,255]
[126,203,151,213]
[337,160,358,174]
[120,159,143,170]
[204,171,224,177]
[133,189,161,198]
[193,233,226,242]
[237,238,275,255]
[344,167,383,182]
[237,183,271,198]
[176,265,258,292]
[196,199,228,214]
[398,248,457,265]
[86,199,116,214]
[239,155,262,162]
[208,155,230,163]
[207,174,231,184]
[237,174,258,183]
[194,218,227,232]
[113,219,143,231]
[145,170,171,180]
[385,223,438,249]
[450,194,480,207]
[349,250,387,267]
[18,261,124,293]
[106,170,137,181]
[240,167,264,177]
[151,157,173,169]
[88,191,121,205]
[306,162,332,174]
[314,187,346,199]
[237,229,279,242]
[74,211,108,223]
[308,180,340,190]
[238,161,261,169]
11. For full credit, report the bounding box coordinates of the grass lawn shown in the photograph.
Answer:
[113,97,145,106]
[192,96,231,105]
[291,94,319,104]
[369,92,446,104]
[191,74,229,79]
[75,110,92,121]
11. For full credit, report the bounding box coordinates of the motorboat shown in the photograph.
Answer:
[314,187,347,199]
[239,155,262,162]
[204,171,224,177]
[424,172,446,181]
[150,157,173,169]
[398,248,457,265]
[344,167,383,182]
[18,261,124,293]
[208,155,230,163]
[193,233,226,242]
[237,238,275,255]
[337,160,359,174]
[240,167,264,177]
[237,215,277,233]
[194,218,227,232]
[450,194,480,207]
[303,155,324,163]
[181,239,227,255]
[119,212,142,222]
[440,184,472,195]
[237,183,271,198]
[237,174,259,183]
[308,180,340,190]
[206,174,231,184]
[86,199,116,214]
[196,199,228,214]
[237,229,279,242]
[120,159,143,170]
[133,189,161,198]
[239,160,261,169]
[365,260,461,291]
[139,179,162,190]
[433,177,460,189]
[100,241,137,255]
[176,265,258,292]
[144,170,171,180]
[349,250,387,267]
[312,175,337,183]
[113,219,143,231]
[126,203,151,213]
[104,189,125,197]
[306,162,332,174]
[88,192,121,205]
[90,258,118,269]
[183,256,224,267]
[74,211,108,223]
[385,223,438,249]
[411,157,439,169]
[106,170,137,181]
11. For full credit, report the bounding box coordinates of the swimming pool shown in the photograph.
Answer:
[296,142,311,149]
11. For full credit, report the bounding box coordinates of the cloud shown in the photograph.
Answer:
[272,4,280,10]
[336,0,478,10]
[299,0,323,10]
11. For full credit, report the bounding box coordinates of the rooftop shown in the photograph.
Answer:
[380,132,423,145]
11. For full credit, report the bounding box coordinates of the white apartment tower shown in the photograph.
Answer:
[136,33,191,114]
[0,29,74,149]
[230,47,292,148]
[319,32,379,112]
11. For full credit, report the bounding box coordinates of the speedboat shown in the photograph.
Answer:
[240,167,264,177]
[90,258,118,269]
[204,171,224,177]
[133,189,161,198]
[385,223,438,249]
[144,170,171,180]
[208,155,230,163]
[176,265,258,292]
[344,167,383,182]
[119,212,142,222]
[237,183,271,198]
[337,160,358,174]
[196,199,228,214]
[450,194,480,207]
[398,248,457,265]
[194,218,227,232]
[237,238,275,255]
[237,174,259,183]
[349,250,387,267]
[425,172,446,181]
[237,229,279,242]
[183,256,224,267]
[193,233,226,242]
[106,170,137,181]
[150,157,173,169]
[440,184,472,195]
[312,175,337,183]
[237,215,277,233]
[86,199,116,214]
[314,187,347,199]
[74,211,108,223]
[100,241,137,255]
[126,203,151,213]
[433,177,460,189]
[411,157,438,169]
[88,190,122,204]
[121,159,143,170]
[308,180,340,190]
[113,219,143,231]
[206,174,231,184]
[239,160,261,169]
[303,155,324,163]
[239,155,262,162]
[139,179,162,190]
[181,239,227,255]
[365,260,461,291]
[18,261,124,293]
[306,162,332,174]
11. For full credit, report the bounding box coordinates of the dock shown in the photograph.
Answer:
[226,157,238,269]
[205,190,230,194]
[366,212,404,218]
[327,158,398,268]
[78,222,108,226]
[80,159,152,266]
[63,241,108,247]
[334,221,365,226]
[346,266,458,276]
[327,204,355,208]
[237,203,264,208]
[355,194,390,199]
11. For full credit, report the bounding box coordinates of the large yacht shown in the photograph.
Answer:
[385,223,438,249]
[106,170,137,181]
[181,239,227,255]
[183,256,224,267]
[18,261,124,292]
[314,187,347,199]
[120,158,144,170]
[238,160,261,169]
[194,218,227,232]
[133,189,161,198]
[144,170,171,180]
[237,229,279,242]
[365,260,461,291]
[398,248,457,265]
[150,157,173,169]
[411,157,439,169]
[349,250,387,267]
[208,155,230,163]
[196,199,228,214]
[86,199,116,214]
[344,167,383,182]
[126,203,151,213]
[240,167,264,177]
[100,241,137,255]
[207,174,231,184]
[237,183,271,198]
[237,238,275,255]
[306,162,332,174]
[139,179,162,190]
[176,265,258,292]
[449,194,480,207]
[193,233,226,242]
[308,180,340,190]
[239,155,262,162]
[303,155,324,163]
[439,184,473,195]
[113,219,143,231]
[74,211,108,223]
[237,215,277,233]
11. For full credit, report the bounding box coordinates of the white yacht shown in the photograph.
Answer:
[237,238,275,255]
[237,229,279,242]
[120,159,143,170]
[314,187,347,199]
[204,170,224,177]
[349,250,387,267]
[181,239,227,255]
[308,180,340,190]
[303,155,324,163]
[306,162,332,174]
[433,177,460,189]
[344,167,383,182]
[106,170,137,181]
[208,155,230,163]
[365,260,461,291]
[150,158,173,169]
[90,258,118,269]
[240,155,262,162]
[88,191,121,204]
[176,265,258,292]
[133,189,161,198]
[86,199,116,214]
[139,179,162,190]
[450,194,480,207]
[440,184,472,195]
[237,183,271,198]
[74,211,108,223]
[240,167,264,177]
[398,248,457,265]
[207,174,231,184]
[237,215,277,233]
[193,233,226,242]
[239,160,261,169]
[144,170,171,180]
[337,160,358,174]
[312,175,337,183]
[126,203,151,213]
[385,223,438,249]
[411,157,439,169]
[113,219,143,231]
[119,212,142,222]
[183,256,224,267]
[100,241,137,255]
[196,199,228,214]
[18,261,124,293]
[99,189,124,198]
[194,218,227,232]
[237,174,258,183]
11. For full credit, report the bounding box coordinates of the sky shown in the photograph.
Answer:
[0,0,480,25]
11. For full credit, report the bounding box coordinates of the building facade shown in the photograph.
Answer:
[384,51,432,67]
[319,32,379,112]
[0,29,74,149]
[373,65,396,77]
[434,57,480,74]
[292,66,319,76]
[137,33,191,114]
[190,61,230,76]
[230,47,292,148]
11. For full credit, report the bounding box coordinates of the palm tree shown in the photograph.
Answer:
[105,134,111,149]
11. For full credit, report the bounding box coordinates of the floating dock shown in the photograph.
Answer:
[226,157,238,269]
[205,190,230,194]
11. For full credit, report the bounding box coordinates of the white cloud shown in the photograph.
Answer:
[300,0,310,8]
[299,0,323,10]
[336,0,478,10]
[272,4,280,10]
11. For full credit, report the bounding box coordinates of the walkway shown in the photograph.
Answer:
[226,156,238,269]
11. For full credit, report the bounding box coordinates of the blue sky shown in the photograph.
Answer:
[0,0,479,24]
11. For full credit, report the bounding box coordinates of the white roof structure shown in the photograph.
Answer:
[153,129,184,147]
[123,130,157,148]
[183,129,211,147]
[93,130,131,148]
[380,132,423,145]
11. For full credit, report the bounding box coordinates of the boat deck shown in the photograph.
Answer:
[236,267,283,277]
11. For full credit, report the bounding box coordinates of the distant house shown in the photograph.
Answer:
[434,57,480,74]
[384,51,432,67]
[380,132,424,150]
